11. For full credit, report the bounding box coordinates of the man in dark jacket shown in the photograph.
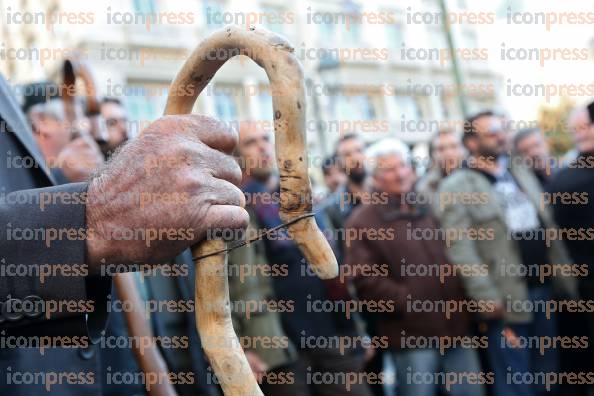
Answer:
[548,104,594,284]
[320,133,368,263]
[0,74,248,395]
[319,133,386,396]
[237,122,372,396]
[547,103,594,396]
[347,139,485,396]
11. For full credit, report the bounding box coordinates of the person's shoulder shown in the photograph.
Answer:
[547,164,583,193]
[439,168,475,192]
[416,168,440,194]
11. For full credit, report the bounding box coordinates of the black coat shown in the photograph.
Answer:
[547,154,594,278]
[0,75,110,395]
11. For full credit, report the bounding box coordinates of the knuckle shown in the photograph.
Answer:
[221,184,243,206]
[231,184,245,205]
[224,124,239,146]
[237,208,250,228]
[200,115,238,144]
[214,154,242,183]
[214,182,243,206]
[229,160,242,184]
[182,172,209,192]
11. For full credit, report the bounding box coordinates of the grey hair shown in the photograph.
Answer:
[512,127,542,154]
[365,138,411,173]
[27,99,65,124]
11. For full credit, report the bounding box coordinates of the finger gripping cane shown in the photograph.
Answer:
[163,25,339,396]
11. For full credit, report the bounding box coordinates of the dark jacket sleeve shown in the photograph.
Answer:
[0,182,110,338]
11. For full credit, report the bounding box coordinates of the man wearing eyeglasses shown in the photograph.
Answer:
[435,111,576,396]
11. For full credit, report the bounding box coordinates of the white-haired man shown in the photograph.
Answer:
[27,100,71,165]
[345,139,484,396]
[27,97,104,183]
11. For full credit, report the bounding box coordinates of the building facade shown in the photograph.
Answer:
[0,0,501,164]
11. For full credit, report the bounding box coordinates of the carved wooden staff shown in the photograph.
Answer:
[162,25,339,396]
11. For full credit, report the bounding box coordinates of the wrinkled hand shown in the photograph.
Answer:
[58,135,105,182]
[86,115,248,268]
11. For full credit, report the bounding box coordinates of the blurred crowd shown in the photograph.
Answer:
[19,77,594,396]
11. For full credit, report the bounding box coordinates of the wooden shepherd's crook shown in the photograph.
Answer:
[162,25,339,396]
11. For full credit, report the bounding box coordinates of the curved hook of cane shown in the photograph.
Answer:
[61,56,109,144]
[162,25,339,396]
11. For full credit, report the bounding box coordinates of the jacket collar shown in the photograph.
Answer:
[461,158,499,184]
[373,192,428,222]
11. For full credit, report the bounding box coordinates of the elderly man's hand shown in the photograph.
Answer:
[85,115,248,268]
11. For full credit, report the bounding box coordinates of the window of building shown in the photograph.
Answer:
[258,91,273,120]
[203,0,225,30]
[462,29,479,48]
[428,25,447,49]
[214,90,238,121]
[318,20,336,43]
[132,0,156,14]
[386,17,405,49]
[342,21,361,46]
[332,94,375,121]
[260,4,286,35]
[392,95,423,122]
[440,94,450,119]
[122,82,169,138]
[338,1,363,46]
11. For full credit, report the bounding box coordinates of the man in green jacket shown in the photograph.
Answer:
[436,111,577,396]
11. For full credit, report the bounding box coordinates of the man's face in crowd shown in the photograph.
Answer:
[324,165,346,193]
[372,154,415,196]
[433,132,464,173]
[467,115,506,159]
[238,124,274,180]
[337,137,366,184]
[101,102,128,151]
[516,132,549,166]
[30,110,71,162]
[568,108,594,154]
